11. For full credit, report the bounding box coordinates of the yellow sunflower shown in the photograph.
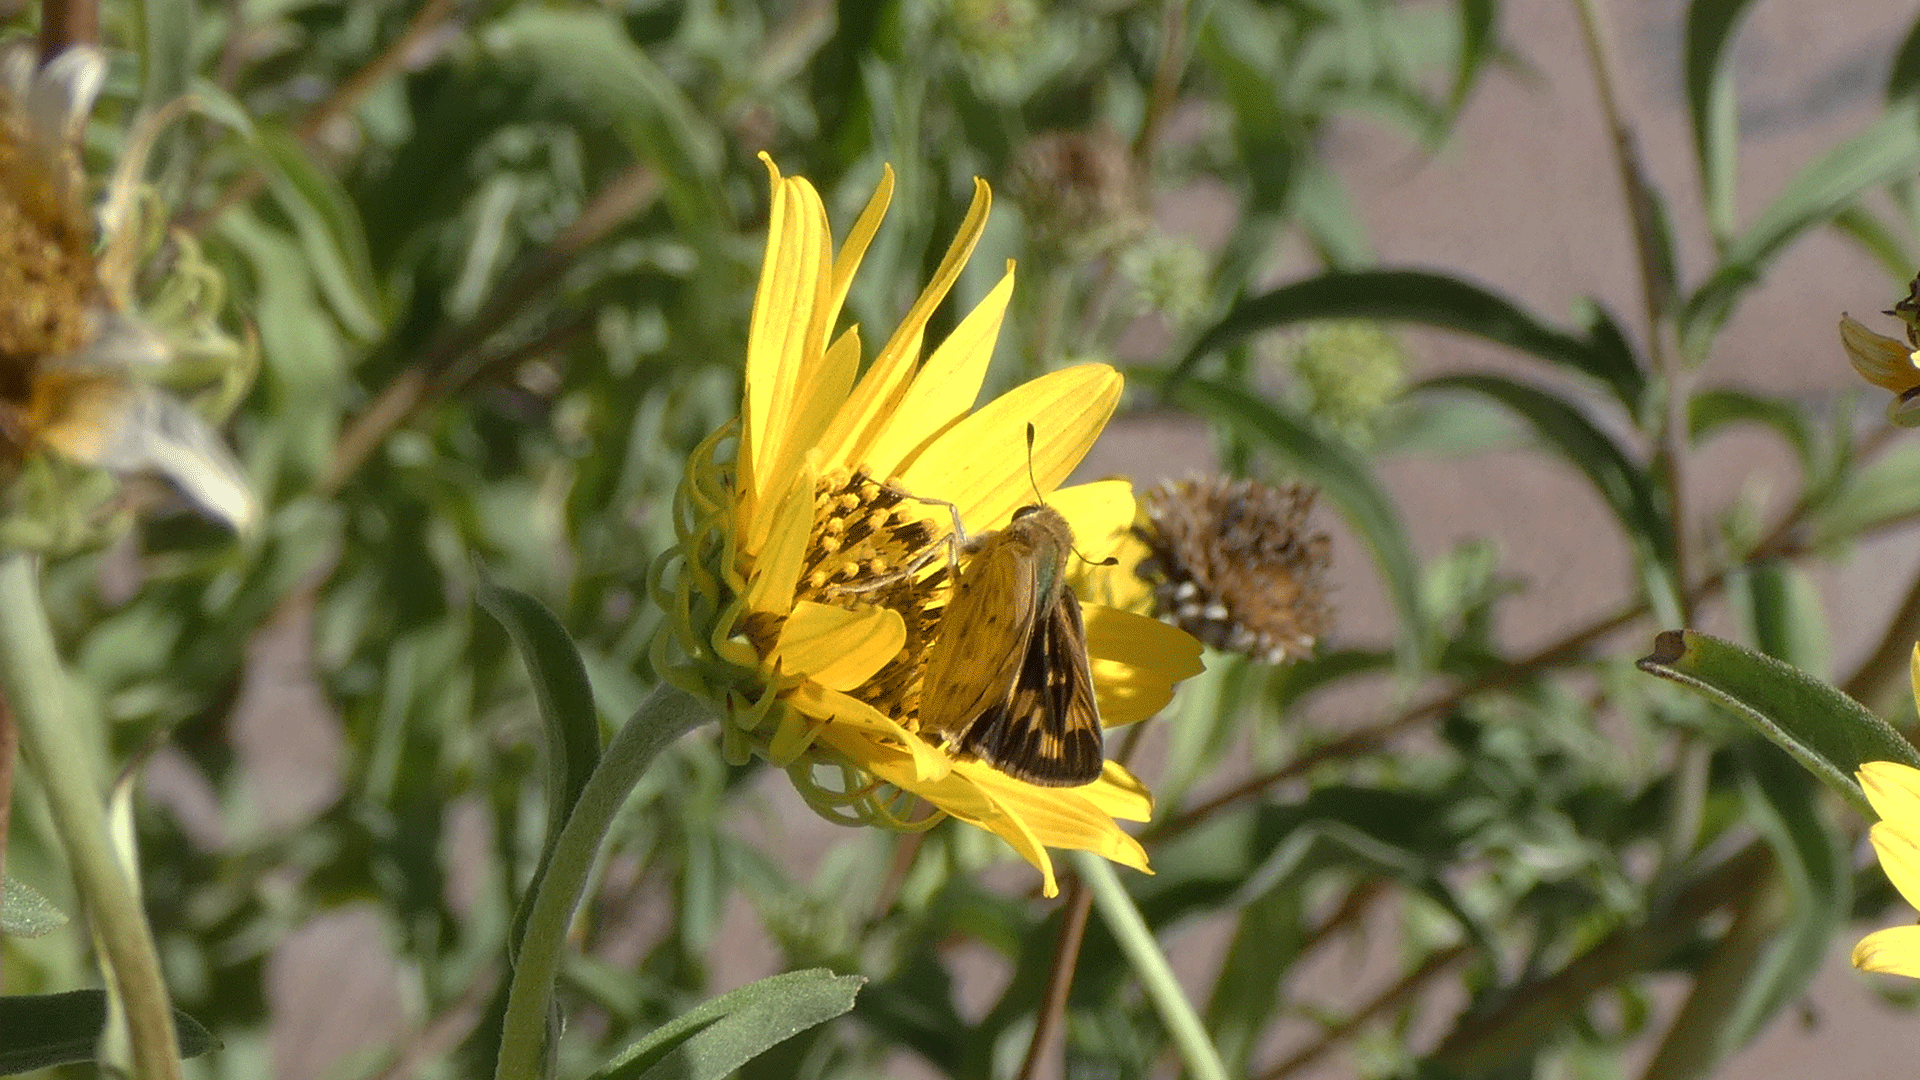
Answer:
[651,156,1203,896]
[0,44,253,537]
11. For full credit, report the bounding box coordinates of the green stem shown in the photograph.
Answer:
[0,551,181,1079]
[493,682,712,1080]
[1073,851,1227,1080]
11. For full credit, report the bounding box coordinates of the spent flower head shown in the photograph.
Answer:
[1134,476,1331,664]
[651,157,1203,895]
[0,44,253,546]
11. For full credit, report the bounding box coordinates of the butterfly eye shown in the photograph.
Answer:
[1011,504,1042,520]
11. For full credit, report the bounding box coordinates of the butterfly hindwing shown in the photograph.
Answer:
[958,588,1103,787]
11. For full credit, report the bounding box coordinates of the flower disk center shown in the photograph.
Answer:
[764,469,955,727]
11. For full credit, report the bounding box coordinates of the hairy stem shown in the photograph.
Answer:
[0,552,181,1079]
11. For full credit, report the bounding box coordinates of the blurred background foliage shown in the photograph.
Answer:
[12,0,1920,1077]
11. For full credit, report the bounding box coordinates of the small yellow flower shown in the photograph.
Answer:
[1841,277,1920,428]
[0,45,253,539]
[652,157,1203,895]
[1854,756,1920,977]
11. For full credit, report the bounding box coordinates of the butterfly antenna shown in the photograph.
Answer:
[1025,423,1117,568]
[1024,423,1045,503]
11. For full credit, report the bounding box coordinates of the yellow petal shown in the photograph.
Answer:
[743,161,832,547]
[960,761,1151,873]
[1853,924,1920,977]
[866,177,991,393]
[1051,480,1138,560]
[1911,644,1920,717]
[774,601,906,692]
[773,324,860,486]
[1841,315,1920,391]
[1075,760,1154,822]
[860,266,1016,478]
[897,364,1122,535]
[787,681,952,783]
[743,463,814,613]
[1084,605,1205,682]
[1070,528,1156,615]
[1092,658,1177,726]
[1861,760,1920,826]
[817,328,920,472]
[824,165,894,332]
[1871,818,1920,909]
[816,725,1061,893]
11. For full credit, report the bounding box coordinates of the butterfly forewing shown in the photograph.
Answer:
[918,504,1106,787]
[917,526,1043,737]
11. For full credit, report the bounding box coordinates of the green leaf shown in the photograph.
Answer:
[1830,205,1920,279]
[1636,630,1920,818]
[482,8,726,230]
[1728,561,1829,678]
[1289,159,1373,269]
[136,0,195,111]
[1174,270,1644,409]
[475,578,603,946]
[1684,0,1758,242]
[1205,888,1303,1075]
[0,875,67,938]
[1683,100,1920,358]
[1151,374,1427,669]
[1418,374,1677,604]
[1639,750,1846,1080]
[1810,440,1920,547]
[0,991,217,1073]
[492,685,716,1080]
[256,128,383,341]
[1888,13,1920,101]
[1372,395,1531,458]
[587,969,864,1080]
[1447,0,1498,118]
[1725,749,1846,1047]
[1688,388,1815,474]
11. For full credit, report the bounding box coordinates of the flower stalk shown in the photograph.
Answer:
[1074,850,1226,1080]
[0,550,181,1079]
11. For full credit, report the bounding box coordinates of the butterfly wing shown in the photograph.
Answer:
[917,530,1043,739]
[957,588,1104,787]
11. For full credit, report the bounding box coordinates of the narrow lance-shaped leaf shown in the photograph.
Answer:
[475,578,603,954]
[587,969,864,1080]
[1172,269,1644,409]
[0,991,217,1074]
[1682,100,1920,358]
[1688,388,1816,476]
[1888,11,1920,101]
[1418,373,1679,611]
[483,8,727,232]
[1723,749,1846,1048]
[1,874,69,937]
[1637,630,1920,817]
[1684,0,1760,242]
